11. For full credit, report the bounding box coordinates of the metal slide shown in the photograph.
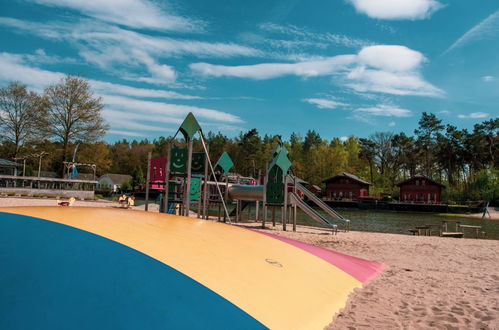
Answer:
[289,193,337,231]
[295,182,350,230]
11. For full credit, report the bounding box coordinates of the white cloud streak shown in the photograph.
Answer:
[192,45,444,97]
[303,98,346,109]
[457,112,490,119]
[190,55,355,80]
[444,10,499,55]
[355,104,412,117]
[27,0,202,32]
[348,0,443,20]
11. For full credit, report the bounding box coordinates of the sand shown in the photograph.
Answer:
[1,197,498,329]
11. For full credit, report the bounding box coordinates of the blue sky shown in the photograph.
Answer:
[0,0,498,141]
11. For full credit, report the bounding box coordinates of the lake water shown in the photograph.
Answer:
[136,198,499,240]
[226,204,499,240]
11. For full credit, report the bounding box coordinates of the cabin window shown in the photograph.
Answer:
[422,180,426,185]
[416,180,419,185]
[349,191,352,198]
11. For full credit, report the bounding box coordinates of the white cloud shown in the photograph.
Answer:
[438,110,451,115]
[102,95,243,123]
[258,23,372,49]
[340,136,349,142]
[457,112,490,119]
[27,0,201,32]
[108,129,146,137]
[357,45,424,72]
[444,10,499,55]
[348,0,443,20]
[191,45,443,97]
[303,98,346,109]
[388,121,396,127]
[0,52,199,100]
[0,52,243,138]
[355,104,412,117]
[190,55,356,80]
[482,75,496,82]
[0,17,261,84]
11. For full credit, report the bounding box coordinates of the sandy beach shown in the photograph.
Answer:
[1,197,498,329]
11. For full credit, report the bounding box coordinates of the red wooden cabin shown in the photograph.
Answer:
[396,174,444,204]
[322,173,370,200]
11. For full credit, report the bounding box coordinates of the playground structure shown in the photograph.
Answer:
[144,113,350,232]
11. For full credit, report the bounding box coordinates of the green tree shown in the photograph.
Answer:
[414,112,444,176]
[0,82,44,158]
[42,75,109,173]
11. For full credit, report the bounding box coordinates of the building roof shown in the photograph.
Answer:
[396,174,445,188]
[99,174,132,185]
[322,172,370,185]
[0,158,21,167]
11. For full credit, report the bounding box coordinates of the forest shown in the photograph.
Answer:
[0,77,497,204]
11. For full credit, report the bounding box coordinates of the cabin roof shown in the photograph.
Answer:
[396,174,445,187]
[322,172,370,185]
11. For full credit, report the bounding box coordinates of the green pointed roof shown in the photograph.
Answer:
[272,143,287,157]
[215,152,234,174]
[268,149,292,174]
[178,112,202,140]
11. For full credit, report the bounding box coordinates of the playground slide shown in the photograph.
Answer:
[295,182,350,226]
[229,200,250,217]
[289,193,337,230]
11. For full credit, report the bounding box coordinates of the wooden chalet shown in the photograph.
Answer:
[396,174,445,204]
[322,173,370,200]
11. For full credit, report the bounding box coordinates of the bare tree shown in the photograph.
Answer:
[42,75,109,171]
[0,82,43,158]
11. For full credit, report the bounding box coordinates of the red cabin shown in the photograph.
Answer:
[322,173,370,200]
[396,174,444,204]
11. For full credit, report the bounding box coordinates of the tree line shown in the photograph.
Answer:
[0,77,497,203]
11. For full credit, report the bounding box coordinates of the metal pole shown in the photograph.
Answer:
[198,133,231,223]
[293,175,297,232]
[184,140,193,217]
[145,151,151,211]
[262,171,267,228]
[255,169,261,221]
[37,155,42,177]
[283,174,288,231]
[202,145,209,219]
[223,175,229,222]
[162,145,171,213]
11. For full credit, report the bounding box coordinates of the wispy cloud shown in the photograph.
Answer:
[303,98,346,109]
[348,0,443,20]
[0,52,199,100]
[482,75,496,82]
[258,23,372,49]
[191,55,355,80]
[27,0,202,32]
[0,52,243,138]
[192,45,444,97]
[457,112,490,119]
[108,129,146,137]
[0,17,261,85]
[348,104,412,124]
[355,104,412,117]
[443,10,499,55]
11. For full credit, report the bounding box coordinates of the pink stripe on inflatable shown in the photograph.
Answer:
[253,230,385,283]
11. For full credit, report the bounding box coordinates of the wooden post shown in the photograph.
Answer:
[162,146,170,214]
[202,145,209,219]
[272,206,276,227]
[184,140,193,217]
[255,169,261,221]
[145,151,151,211]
